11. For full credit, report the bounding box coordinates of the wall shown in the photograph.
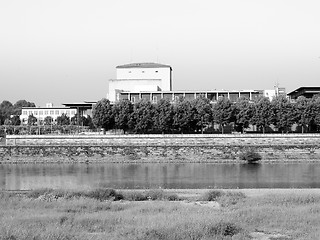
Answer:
[1,134,320,163]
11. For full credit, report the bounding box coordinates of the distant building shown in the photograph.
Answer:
[287,87,320,100]
[108,62,264,103]
[108,62,172,102]
[20,103,77,125]
[263,86,286,101]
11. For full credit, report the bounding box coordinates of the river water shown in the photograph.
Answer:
[1,163,320,190]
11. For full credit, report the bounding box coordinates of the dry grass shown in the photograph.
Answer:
[0,189,320,239]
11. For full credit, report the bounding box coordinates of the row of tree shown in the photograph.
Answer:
[0,100,36,125]
[92,95,320,134]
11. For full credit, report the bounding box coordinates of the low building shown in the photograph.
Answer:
[287,87,320,100]
[20,103,77,125]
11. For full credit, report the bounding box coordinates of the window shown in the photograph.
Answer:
[66,110,70,115]
[71,110,75,115]
[22,111,27,115]
[132,96,136,103]
[34,111,38,115]
[28,111,32,116]
[55,110,59,115]
[50,110,54,115]
[152,96,157,103]
[44,110,48,115]
[39,111,43,115]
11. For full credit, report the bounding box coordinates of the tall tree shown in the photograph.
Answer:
[113,99,134,133]
[251,96,272,134]
[270,95,294,133]
[92,98,114,132]
[293,96,310,133]
[153,98,174,134]
[234,97,254,133]
[191,97,213,134]
[172,98,194,133]
[0,100,13,125]
[12,100,35,116]
[213,97,235,134]
[130,99,155,134]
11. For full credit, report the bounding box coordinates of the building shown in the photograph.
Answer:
[108,62,172,102]
[20,103,77,125]
[109,62,265,103]
[287,87,320,100]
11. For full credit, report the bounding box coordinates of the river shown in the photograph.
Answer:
[1,162,320,190]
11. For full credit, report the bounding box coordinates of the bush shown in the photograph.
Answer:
[239,149,262,163]
[85,188,124,201]
[208,221,241,236]
[123,191,148,201]
[144,189,166,200]
[217,192,246,207]
[201,190,224,201]
[27,188,53,198]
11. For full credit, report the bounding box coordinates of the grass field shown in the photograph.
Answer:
[0,188,320,240]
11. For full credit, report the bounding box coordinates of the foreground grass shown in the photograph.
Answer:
[0,189,320,239]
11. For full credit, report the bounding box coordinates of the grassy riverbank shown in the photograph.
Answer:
[1,188,320,239]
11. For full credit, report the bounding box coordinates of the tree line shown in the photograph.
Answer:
[93,95,320,134]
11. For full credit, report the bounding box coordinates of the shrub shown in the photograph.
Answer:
[144,189,166,200]
[239,149,262,163]
[27,188,53,198]
[123,191,148,201]
[167,194,179,201]
[208,221,241,236]
[85,188,124,201]
[201,190,224,201]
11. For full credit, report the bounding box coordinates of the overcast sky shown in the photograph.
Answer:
[1,0,320,106]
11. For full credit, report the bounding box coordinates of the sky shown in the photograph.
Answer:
[1,0,320,106]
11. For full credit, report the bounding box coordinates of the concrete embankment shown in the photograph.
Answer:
[0,134,320,163]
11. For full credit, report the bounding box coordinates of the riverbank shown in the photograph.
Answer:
[1,134,320,163]
[1,188,319,239]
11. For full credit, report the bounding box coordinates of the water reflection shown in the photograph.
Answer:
[1,163,320,190]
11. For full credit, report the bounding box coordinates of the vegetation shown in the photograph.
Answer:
[2,95,320,134]
[0,189,320,239]
[239,149,262,163]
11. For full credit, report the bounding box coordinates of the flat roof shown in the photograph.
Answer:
[120,90,260,94]
[116,62,172,69]
[287,87,320,95]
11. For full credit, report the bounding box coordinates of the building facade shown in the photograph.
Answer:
[108,62,172,102]
[20,103,77,125]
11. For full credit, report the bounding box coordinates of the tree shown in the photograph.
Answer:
[270,95,294,133]
[191,97,213,134]
[12,100,35,116]
[293,96,310,133]
[130,99,155,133]
[153,98,174,134]
[0,100,13,125]
[113,99,134,133]
[28,114,37,126]
[251,96,272,134]
[234,97,254,133]
[92,98,114,132]
[313,96,320,131]
[172,98,194,133]
[10,115,21,126]
[213,97,235,134]
[56,113,70,125]
[44,116,54,125]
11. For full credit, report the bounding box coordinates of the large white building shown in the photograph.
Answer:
[20,103,77,125]
[108,62,172,102]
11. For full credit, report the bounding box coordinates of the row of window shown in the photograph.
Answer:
[128,70,159,73]
[22,110,76,116]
